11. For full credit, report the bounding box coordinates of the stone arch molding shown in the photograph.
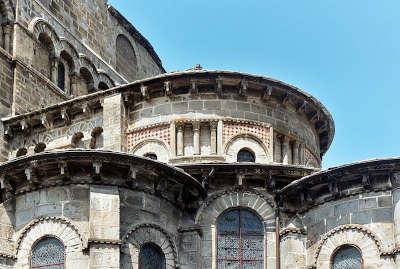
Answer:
[28,18,114,89]
[131,139,171,163]
[196,188,276,229]
[121,224,177,269]
[15,217,87,269]
[315,224,385,269]
[224,134,270,163]
[29,18,62,57]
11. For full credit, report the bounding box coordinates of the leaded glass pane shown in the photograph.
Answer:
[217,209,264,269]
[237,150,255,163]
[31,237,65,269]
[332,246,362,269]
[139,243,166,269]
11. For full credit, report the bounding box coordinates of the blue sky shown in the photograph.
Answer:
[109,0,400,168]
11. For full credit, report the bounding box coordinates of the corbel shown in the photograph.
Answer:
[20,119,29,134]
[81,102,92,116]
[282,93,290,106]
[4,125,12,140]
[262,85,273,100]
[266,171,276,190]
[41,114,53,129]
[328,181,339,197]
[92,161,102,180]
[189,79,198,95]
[362,174,371,189]
[310,111,321,124]
[126,165,138,187]
[216,77,223,97]
[60,107,70,125]
[141,84,150,100]
[58,161,68,177]
[236,173,245,186]
[297,100,308,113]
[201,168,215,192]
[164,81,172,97]
[25,161,39,184]
[239,79,248,96]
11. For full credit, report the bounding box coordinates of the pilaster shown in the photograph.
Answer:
[102,93,126,151]
[89,185,120,269]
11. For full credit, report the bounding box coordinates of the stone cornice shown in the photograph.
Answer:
[0,150,205,204]
[2,70,334,156]
[280,157,400,212]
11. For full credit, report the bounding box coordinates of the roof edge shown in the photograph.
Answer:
[107,5,166,73]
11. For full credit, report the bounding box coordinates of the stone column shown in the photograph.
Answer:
[274,133,282,163]
[51,58,59,84]
[103,93,125,151]
[293,141,300,165]
[282,136,291,165]
[217,120,223,155]
[170,122,176,157]
[3,25,11,53]
[176,124,184,156]
[193,122,200,155]
[89,186,120,269]
[210,121,217,155]
[69,73,78,96]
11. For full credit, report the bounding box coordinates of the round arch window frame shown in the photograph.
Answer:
[30,235,66,269]
[138,242,166,269]
[330,244,364,269]
[237,148,256,163]
[216,207,266,269]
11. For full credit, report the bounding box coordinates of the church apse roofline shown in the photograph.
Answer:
[2,69,334,157]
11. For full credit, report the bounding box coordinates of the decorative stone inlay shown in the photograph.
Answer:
[223,120,272,150]
[127,124,171,151]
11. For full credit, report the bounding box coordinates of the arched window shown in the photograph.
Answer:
[31,237,65,269]
[139,243,166,269]
[237,148,255,162]
[217,208,264,269]
[332,245,362,269]
[116,35,137,81]
[57,62,65,91]
[144,153,158,160]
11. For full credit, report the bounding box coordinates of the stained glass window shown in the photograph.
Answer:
[332,245,362,269]
[139,243,166,269]
[237,149,255,163]
[217,208,264,269]
[31,237,65,269]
